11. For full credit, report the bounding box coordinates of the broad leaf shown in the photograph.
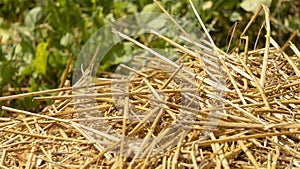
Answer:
[24,6,43,27]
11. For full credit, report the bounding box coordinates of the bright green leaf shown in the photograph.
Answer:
[33,42,49,75]
[19,65,33,76]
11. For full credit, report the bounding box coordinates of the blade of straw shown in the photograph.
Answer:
[112,29,229,92]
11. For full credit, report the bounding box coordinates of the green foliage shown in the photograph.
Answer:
[0,0,299,114]
[240,0,272,13]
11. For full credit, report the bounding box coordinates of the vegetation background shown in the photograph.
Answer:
[0,0,299,114]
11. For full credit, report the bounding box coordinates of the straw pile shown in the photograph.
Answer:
[1,2,300,169]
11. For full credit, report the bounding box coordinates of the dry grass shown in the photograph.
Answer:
[0,2,300,169]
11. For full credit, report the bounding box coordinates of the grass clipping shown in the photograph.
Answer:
[1,4,300,169]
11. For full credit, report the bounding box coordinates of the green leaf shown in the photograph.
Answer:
[0,28,10,42]
[29,77,38,92]
[60,32,75,47]
[230,11,242,22]
[202,1,213,10]
[19,65,33,76]
[33,42,49,75]
[92,8,106,28]
[0,61,13,86]
[240,0,272,13]
[141,3,160,13]
[126,3,138,14]
[24,6,43,27]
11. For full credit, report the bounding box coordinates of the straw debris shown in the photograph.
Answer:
[0,2,300,168]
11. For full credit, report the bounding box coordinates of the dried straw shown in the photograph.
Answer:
[0,2,299,168]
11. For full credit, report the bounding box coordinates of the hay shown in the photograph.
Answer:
[1,2,300,169]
